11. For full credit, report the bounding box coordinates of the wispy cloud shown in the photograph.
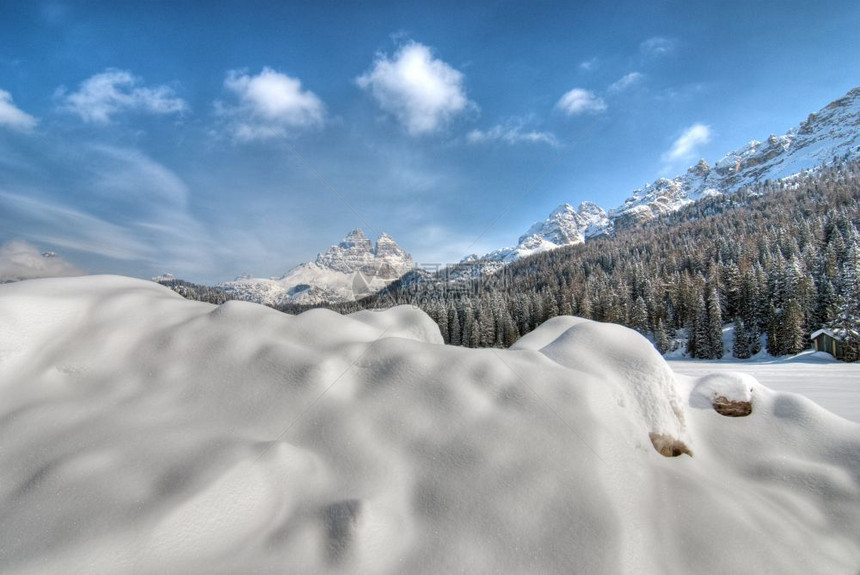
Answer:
[467,118,558,146]
[662,123,711,164]
[0,240,82,282]
[655,82,708,102]
[608,72,644,94]
[0,89,38,131]
[0,143,220,276]
[89,145,190,207]
[556,88,606,115]
[57,69,187,123]
[219,67,325,141]
[356,40,474,136]
[0,190,155,261]
[640,36,678,58]
[579,57,598,72]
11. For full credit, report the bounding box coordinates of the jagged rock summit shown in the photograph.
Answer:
[480,202,610,267]
[472,85,860,268]
[220,229,413,306]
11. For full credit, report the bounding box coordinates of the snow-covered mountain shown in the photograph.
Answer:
[220,229,413,306]
[458,202,610,276]
[471,86,860,267]
[612,87,860,228]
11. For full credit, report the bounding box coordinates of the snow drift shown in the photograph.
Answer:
[0,276,858,574]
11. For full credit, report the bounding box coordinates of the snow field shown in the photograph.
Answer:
[670,358,860,423]
[0,276,858,574]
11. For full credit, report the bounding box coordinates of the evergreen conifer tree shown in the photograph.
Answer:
[732,317,751,359]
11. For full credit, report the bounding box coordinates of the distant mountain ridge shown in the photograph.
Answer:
[470,86,860,268]
[182,87,860,304]
[219,229,413,305]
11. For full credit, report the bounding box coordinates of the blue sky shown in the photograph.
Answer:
[1,0,859,283]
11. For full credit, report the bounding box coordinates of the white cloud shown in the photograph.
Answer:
[0,89,37,131]
[640,37,678,58]
[467,120,558,147]
[221,67,325,141]
[0,240,82,282]
[556,88,606,116]
[608,72,644,94]
[356,41,473,136]
[58,69,186,123]
[662,123,711,164]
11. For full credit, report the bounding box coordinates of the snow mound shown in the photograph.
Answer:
[692,372,756,405]
[348,305,444,345]
[1,276,859,574]
[690,372,757,417]
[521,318,689,449]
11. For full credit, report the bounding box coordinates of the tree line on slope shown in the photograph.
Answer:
[347,160,860,360]
[154,278,237,305]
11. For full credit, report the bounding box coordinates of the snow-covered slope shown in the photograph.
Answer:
[462,202,609,275]
[220,229,413,306]
[472,86,860,268]
[1,276,859,574]
[612,86,860,227]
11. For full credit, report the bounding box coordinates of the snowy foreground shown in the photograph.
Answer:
[670,358,860,424]
[1,277,859,574]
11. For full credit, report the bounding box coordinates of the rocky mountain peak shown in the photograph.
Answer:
[549,203,576,217]
[314,229,412,275]
[577,201,604,215]
[315,229,375,273]
[519,203,584,246]
[221,229,414,306]
[577,202,611,238]
[373,232,414,278]
[688,159,711,177]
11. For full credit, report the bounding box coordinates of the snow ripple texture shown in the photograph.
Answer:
[1,276,859,574]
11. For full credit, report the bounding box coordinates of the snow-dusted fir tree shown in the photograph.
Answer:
[630,296,649,334]
[655,318,670,355]
[448,305,461,346]
[732,317,752,359]
[706,285,724,358]
[827,236,860,360]
[435,301,449,344]
[690,293,709,358]
[781,299,806,355]
[766,302,781,356]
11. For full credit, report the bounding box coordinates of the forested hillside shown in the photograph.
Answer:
[350,160,860,359]
[161,161,860,359]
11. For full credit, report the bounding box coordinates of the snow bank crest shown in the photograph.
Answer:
[519,318,691,455]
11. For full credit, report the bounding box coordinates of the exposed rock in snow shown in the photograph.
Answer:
[692,373,756,417]
[220,229,413,306]
[1,275,859,574]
